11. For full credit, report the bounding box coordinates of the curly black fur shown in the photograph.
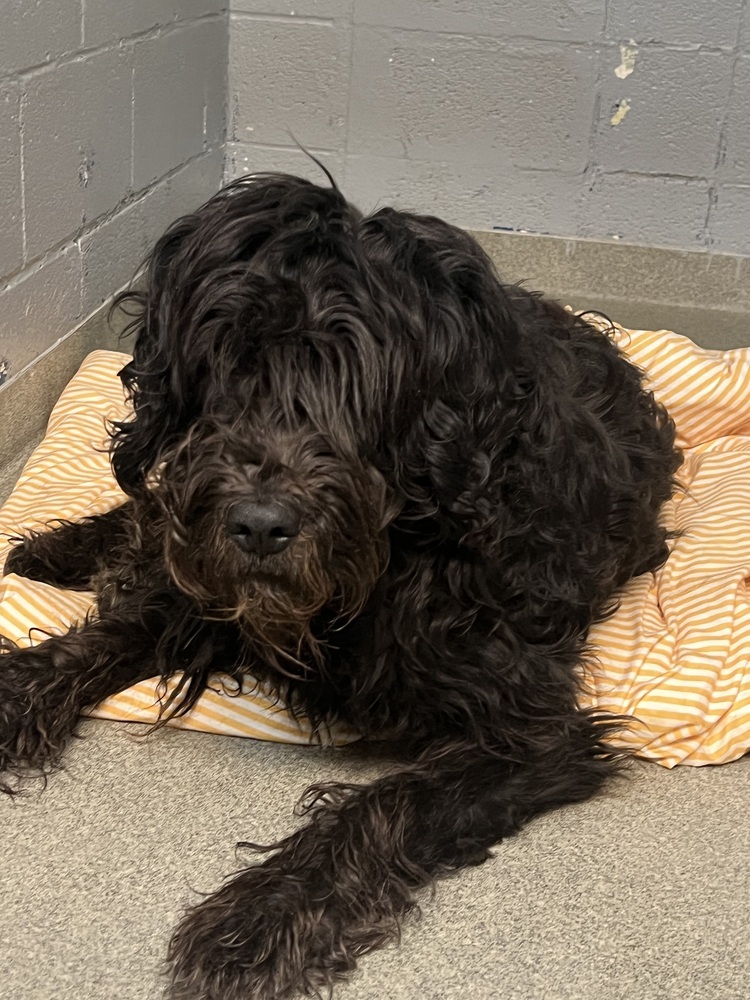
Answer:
[1,172,681,999]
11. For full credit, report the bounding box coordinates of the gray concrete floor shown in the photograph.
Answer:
[1,242,748,999]
[0,719,748,1000]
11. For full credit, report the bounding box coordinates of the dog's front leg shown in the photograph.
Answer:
[3,503,133,590]
[0,597,178,794]
[167,721,620,1000]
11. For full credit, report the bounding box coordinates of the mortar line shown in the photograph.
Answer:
[704,1,745,245]
[582,0,611,204]
[231,12,334,26]
[130,61,135,192]
[596,167,711,182]
[18,91,27,265]
[227,140,338,154]
[220,7,230,156]
[342,6,356,184]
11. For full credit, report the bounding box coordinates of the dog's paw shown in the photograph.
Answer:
[166,860,373,1000]
[3,537,47,581]
[2,532,95,590]
[0,645,79,795]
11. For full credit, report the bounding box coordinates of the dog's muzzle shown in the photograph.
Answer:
[226,500,301,556]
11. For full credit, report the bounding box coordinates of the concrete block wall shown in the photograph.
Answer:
[225,0,750,256]
[2,0,748,395]
[0,1,228,387]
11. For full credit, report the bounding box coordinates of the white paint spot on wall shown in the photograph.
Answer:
[610,99,631,126]
[615,41,638,80]
[78,147,95,188]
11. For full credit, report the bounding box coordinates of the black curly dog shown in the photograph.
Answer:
[1,172,681,999]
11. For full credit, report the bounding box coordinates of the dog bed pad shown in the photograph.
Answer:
[1,327,749,767]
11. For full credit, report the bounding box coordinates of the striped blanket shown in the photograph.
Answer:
[1,325,749,767]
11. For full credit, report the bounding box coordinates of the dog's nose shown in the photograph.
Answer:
[226,501,301,556]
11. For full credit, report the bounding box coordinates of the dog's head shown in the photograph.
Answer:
[112,173,524,658]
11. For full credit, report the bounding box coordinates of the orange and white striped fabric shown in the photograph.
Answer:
[0,352,353,747]
[582,321,750,767]
[1,329,749,767]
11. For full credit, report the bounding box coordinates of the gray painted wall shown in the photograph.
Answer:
[0,1,228,387]
[1,0,748,392]
[225,0,750,256]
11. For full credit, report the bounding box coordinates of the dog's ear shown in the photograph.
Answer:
[108,219,190,496]
[365,210,526,554]
[109,173,351,495]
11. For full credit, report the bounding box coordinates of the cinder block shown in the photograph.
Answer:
[224,142,342,183]
[23,48,133,261]
[710,185,750,255]
[83,0,175,46]
[606,0,743,48]
[348,28,597,172]
[580,172,710,249]
[0,247,82,378]
[202,18,229,150]
[230,0,352,15]
[353,0,605,43]
[0,0,81,74]
[720,55,750,184]
[0,86,23,280]
[79,191,168,317]
[228,16,350,148]
[133,24,219,190]
[343,154,584,235]
[593,47,733,177]
[177,0,227,18]
[85,0,225,43]
[81,149,223,314]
